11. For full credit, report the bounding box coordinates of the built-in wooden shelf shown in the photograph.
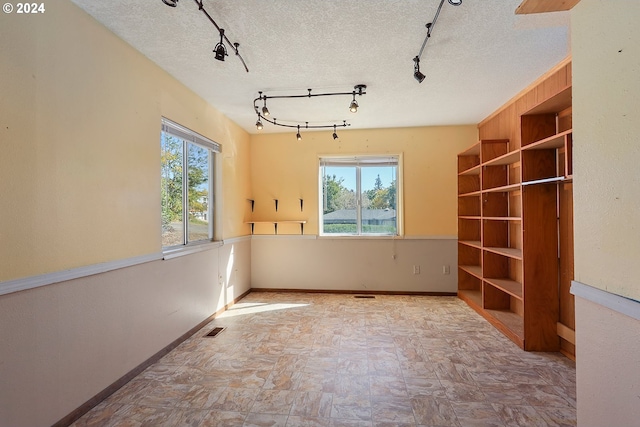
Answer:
[458,60,573,355]
[485,309,525,341]
[522,129,572,151]
[459,265,482,279]
[458,289,482,309]
[516,0,581,15]
[483,150,520,167]
[459,240,482,249]
[484,246,523,260]
[484,278,523,300]
[482,183,521,193]
[482,216,521,221]
[459,165,481,176]
[459,143,481,156]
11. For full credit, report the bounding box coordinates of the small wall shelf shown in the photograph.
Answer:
[246,220,306,235]
[246,198,307,235]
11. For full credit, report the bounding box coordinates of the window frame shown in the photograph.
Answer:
[160,118,220,251]
[318,155,402,237]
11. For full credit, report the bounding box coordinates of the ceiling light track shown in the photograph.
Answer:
[253,85,367,139]
[413,0,462,83]
[161,0,249,72]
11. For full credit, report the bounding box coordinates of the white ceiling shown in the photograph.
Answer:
[70,0,570,134]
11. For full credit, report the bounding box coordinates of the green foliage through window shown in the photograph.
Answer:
[161,121,216,247]
[320,157,399,236]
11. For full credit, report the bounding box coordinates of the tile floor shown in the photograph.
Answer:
[72,292,576,427]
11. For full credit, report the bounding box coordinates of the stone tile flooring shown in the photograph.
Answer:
[72,292,576,427]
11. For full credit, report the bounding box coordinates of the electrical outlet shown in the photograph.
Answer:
[443,265,451,275]
[413,265,420,275]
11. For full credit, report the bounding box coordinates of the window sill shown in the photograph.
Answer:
[318,234,402,240]
[162,241,223,260]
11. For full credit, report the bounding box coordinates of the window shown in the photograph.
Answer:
[160,118,220,248]
[320,156,400,236]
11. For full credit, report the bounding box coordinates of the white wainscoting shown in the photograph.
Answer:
[0,238,251,427]
[250,235,458,293]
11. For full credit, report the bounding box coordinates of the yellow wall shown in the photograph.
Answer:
[572,0,640,301]
[0,0,251,282]
[250,125,478,236]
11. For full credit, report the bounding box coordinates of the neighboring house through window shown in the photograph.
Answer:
[160,118,219,248]
[319,155,400,236]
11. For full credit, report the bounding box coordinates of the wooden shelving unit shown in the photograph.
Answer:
[458,58,575,355]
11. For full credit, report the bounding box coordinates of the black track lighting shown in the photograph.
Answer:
[413,0,461,83]
[162,0,248,71]
[256,117,263,130]
[253,86,366,136]
[214,29,227,61]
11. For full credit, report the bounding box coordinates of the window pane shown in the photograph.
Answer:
[187,143,210,243]
[361,165,397,235]
[322,166,357,234]
[161,133,184,247]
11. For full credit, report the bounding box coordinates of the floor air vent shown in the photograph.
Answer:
[205,327,225,337]
[354,295,375,299]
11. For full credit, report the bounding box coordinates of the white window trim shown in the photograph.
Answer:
[318,154,404,237]
[161,118,220,253]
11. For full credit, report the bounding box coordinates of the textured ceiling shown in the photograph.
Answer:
[70,0,570,134]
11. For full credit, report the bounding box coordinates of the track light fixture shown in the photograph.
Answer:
[260,92,270,117]
[161,0,248,72]
[213,29,227,62]
[253,85,366,138]
[413,0,462,83]
[349,92,358,113]
[413,57,426,83]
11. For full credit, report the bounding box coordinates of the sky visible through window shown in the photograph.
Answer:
[325,166,395,191]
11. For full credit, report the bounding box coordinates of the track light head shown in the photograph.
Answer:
[162,0,178,6]
[214,29,227,61]
[349,95,358,113]
[214,44,227,61]
[256,119,263,130]
[333,125,338,140]
[296,125,302,141]
[262,106,270,117]
[413,56,425,83]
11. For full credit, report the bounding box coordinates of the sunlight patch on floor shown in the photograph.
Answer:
[218,302,310,318]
